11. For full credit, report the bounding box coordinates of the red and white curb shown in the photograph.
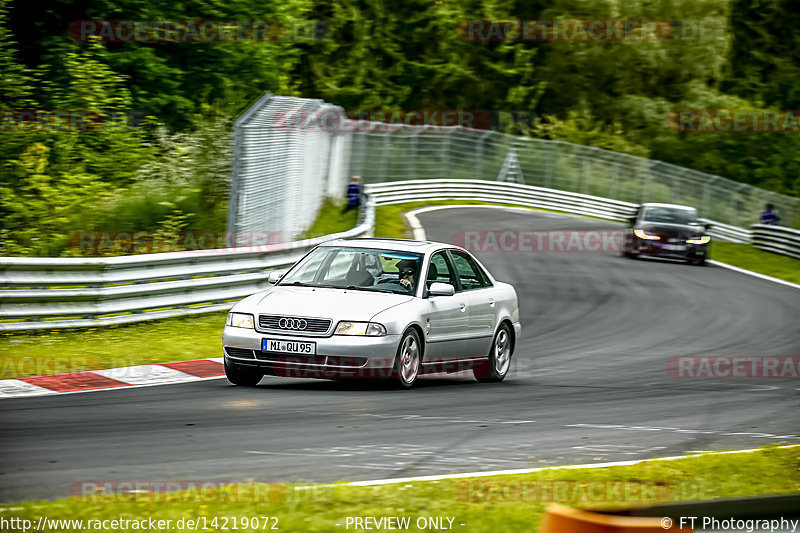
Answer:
[0,357,226,399]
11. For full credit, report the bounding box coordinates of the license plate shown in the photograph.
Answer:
[262,339,316,355]
[663,244,686,251]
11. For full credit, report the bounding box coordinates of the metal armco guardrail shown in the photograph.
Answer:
[368,179,638,221]
[366,179,754,243]
[0,203,375,331]
[751,224,800,259]
[1,180,796,331]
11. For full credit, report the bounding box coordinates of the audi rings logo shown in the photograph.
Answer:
[278,318,308,330]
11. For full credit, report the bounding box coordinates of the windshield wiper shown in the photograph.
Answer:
[288,283,362,290]
[344,285,391,293]
[281,281,318,287]
[349,285,410,294]
[282,281,403,294]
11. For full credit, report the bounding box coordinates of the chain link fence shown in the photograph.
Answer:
[228,94,349,245]
[229,94,799,239]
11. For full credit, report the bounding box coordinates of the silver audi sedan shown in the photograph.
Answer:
[222,238,521,388]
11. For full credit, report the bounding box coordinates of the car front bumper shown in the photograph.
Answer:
[635,239,708,260]
[222,325,401,379]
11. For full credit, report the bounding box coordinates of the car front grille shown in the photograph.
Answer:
[326,356,369,368]
[670,229,690,239]
[254,352,367,368]
[258,315,332,333]
[650,228,689,241]
[255,352,327,365]
[225,347,255,359]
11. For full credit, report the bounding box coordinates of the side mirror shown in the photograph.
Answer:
[267,269,288,284]
[428,282,455,296]
[628,216,638,226]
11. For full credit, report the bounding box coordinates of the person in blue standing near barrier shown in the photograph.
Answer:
[344,176,361,212]
[760,203,781,225]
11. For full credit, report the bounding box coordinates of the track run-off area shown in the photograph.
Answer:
[1,206,798,502]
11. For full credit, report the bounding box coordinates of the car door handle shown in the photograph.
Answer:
[488,298,495,308]
[459,303,466,312]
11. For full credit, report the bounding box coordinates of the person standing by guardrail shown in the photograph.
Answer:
[344,176,362,212]
[760,203,781,225]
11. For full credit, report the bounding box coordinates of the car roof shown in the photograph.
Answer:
[640,203,697,211]
[320,238,455,254]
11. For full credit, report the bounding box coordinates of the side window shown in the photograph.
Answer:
[450,250,490,291]
[288,249,330,283]
[427,252,455,288]
[324,250,356,281]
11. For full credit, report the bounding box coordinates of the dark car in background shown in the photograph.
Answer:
[622,203,711,265]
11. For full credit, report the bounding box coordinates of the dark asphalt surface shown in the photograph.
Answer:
[1,207,798,503]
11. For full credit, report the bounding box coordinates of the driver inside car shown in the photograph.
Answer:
[395,259,418,291]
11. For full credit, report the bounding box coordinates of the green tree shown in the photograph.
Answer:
[300,0,541,112]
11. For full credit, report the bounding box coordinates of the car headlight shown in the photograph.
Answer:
[334,321,387,336]
[227,312,254,329]
[634,229,661,240]
[686,235,711,244]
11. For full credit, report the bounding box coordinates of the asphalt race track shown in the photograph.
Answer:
[1,207,798,503]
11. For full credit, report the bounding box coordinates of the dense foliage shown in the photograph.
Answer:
[1,0,798,255]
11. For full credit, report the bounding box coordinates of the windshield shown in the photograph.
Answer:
[642,207,698,225]
[278,247,424,295]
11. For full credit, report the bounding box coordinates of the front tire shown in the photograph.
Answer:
[224,359,263,386]
[621,233,637,258]
[688,252,707,266]
[392,329,422,389]
[474,323,512,383]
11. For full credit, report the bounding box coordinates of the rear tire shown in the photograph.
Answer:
[474,324,512,383]
[224,359,263,386]
[392,329,422,389]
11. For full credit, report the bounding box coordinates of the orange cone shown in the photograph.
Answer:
[540,504,693,532]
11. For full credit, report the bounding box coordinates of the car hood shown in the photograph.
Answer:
[246,286,415,321]
[640,222,705,239]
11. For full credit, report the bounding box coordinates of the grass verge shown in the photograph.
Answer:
[0,312,227,379]
[373,200,610,240]
[299,198,359,240]
[6,445,799,532]
[712,241,800,284]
